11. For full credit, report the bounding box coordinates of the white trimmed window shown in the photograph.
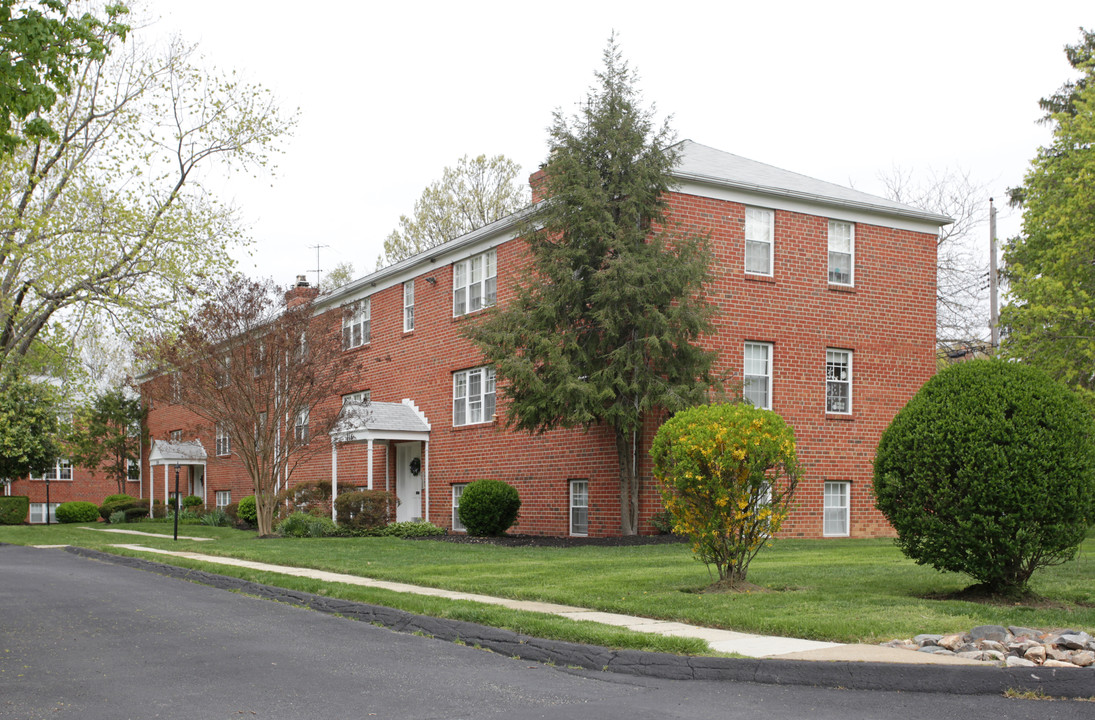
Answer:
[169,429,182,442]
[827,220,854,285]
[215,356,230,388]
[343,390,370,407]
[29,502,59,524]
[570,479,589,536]
[295,408,309,442]
[215,490,231,508]
[37,459,72,481]
[743,342,772,410]
[404,280,415,332]
[453,249,497,316]
[343,299,370,349]
[453,366,496,426]
[127,459,141,482]
[825,349,852,414]
[452,484,466,532]
[823,481,850,537]
[215,422,231,456]
[170,371,182,402]
[745,207,774,276]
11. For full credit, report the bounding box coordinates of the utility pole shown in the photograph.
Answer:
[310,244,329,289]
[989,198,999,353]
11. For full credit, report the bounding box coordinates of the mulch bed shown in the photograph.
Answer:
[413,533,687,549]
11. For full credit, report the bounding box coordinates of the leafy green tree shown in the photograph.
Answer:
[874,361,1095,596]
[320,261,355,292]
[652,404,800,588]
[63,388,143,494]
[0,22,294,385]
[0,1,129,154]
[377,154,526,268]
[1001,35,1095,402]
[0,372,59,480]
[464,39,716,535]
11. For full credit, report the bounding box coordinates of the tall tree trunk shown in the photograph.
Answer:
[615,428,639,535]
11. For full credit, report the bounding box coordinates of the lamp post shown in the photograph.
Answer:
[45,474,51,526]
[173,462,181,541]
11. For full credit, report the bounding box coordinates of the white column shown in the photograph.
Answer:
[330,440,338,524]
[164,465,169,504]
[367,439,374,490]
[423,440,429,522]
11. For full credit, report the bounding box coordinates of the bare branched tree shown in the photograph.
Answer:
[879,167,990,345]
[140,276,351,536]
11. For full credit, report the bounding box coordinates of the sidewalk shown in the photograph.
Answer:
[106,542,979,665]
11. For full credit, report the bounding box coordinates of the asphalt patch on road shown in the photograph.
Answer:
[61,545,1094,698]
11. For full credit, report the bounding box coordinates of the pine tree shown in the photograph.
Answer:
[464,38,715,534]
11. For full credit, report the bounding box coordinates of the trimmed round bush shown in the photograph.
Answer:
[874,360,1095,594]
[276,512,336,538]
[181,495,203,509]
[457,479,521,537]
[99,495,145,522]
[55,501,100,523]
[237,495,257,525]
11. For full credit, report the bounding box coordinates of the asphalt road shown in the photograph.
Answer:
[0,545,1091,720]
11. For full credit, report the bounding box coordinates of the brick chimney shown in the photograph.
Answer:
[285,274,319,308]
[529,167,548,203]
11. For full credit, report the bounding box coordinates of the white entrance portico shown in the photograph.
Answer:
[329,400,431,524]
[148,439,209,511]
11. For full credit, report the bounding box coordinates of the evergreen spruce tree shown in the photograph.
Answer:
[464,38,715,534]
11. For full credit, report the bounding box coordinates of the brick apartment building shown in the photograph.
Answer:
[3,458,140,524]
[137,140,948,538]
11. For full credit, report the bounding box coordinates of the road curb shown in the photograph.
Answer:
[64,546,1094,698]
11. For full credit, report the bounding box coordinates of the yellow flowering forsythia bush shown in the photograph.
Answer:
[651,403,800,587]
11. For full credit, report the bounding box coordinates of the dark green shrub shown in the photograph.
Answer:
[181,495,203,509]
[237,495,257,525]
[457,479,521,537]
[55,501,100,523]
[276,512,337,538]
[99,495,146,522]
[109,510,126,524]
[152,499,166,519]
[382,520,446,538]
[0,496,29,524]
[874,360,1095,595]
[124,506,149,522]
[335,490,394,529]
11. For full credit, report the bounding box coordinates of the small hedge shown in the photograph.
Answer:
[55,501,100,523]
[237,495,257,525]
[457,479,521,537]
[276,512,337,538]
[0,496,29,524]
[99,495,146,522]
[383,520,445,538]
[124,506,149,522]
[181,495,203,509]
[335,490,394,530]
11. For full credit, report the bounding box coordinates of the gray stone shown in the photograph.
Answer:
[978,639,1006,653]
[1070,651,1094,667]
[969,625,1009,644]
[957,651,984,660]
[1044,659,1078,668]
[1024,645,1047,664]
[981,650,1006,662]
[1008,626,1041,640]
[937,633,966,651]
[1006,656,1037,668]
[917,646,954,655]
[1058,633,1092,650]
[914,634,943,647]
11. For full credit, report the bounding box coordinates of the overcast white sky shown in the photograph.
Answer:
[143,0,1090,288]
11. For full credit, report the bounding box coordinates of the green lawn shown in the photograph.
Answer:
[2,523,1093,648]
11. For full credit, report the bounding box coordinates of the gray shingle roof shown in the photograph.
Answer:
[334,401,430,436]
[149,439,208,464]
[673,140,952,225]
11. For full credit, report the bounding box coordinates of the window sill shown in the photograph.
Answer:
[744,273,776,284]
[827,283,855,294]
[451,419,497,432]
[31,478,73,482]
[825,413,855,422]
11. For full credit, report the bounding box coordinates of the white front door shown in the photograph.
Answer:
[395,442,423,522]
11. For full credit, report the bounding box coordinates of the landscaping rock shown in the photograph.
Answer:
[1006,656,1037,668]
[883,625,1095,669]
[969,625,1009,644]
[978,639,1006,653]
[938,634,967,651]
[1024,645,1046,664]
[1071,651,1094,667]
[914,634,943,647]
[1044,659,1077,668]
[1008,626,1040,639]
[1058,633,1092,650]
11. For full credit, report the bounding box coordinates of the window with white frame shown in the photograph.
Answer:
[127,459,141,482]
[215,356,230,388]
[295,408,309,442]
[451,484,466,532]
[37,458,72,481]
[253,340,266,377]
[343,299,370,348]
[169,429,182,442]
[404,280,415,332]
[453,367,496,426]
[744,207,774,276]
[743,342,772,409]
[215,422,231,456]
[215,490,231,508]
[825,349,852,414]
[342,390,370,407]
[29,503,59,523]
[170,371,182,402]
[453,249,497,316]
[570,479,589,536]
[827,220,854,285]
[823,481,850,536]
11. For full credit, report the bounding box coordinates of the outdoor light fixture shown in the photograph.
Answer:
[425,276,437,285]
[173,462,181,541]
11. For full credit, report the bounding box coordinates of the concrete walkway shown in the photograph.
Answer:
[79,527,213,541]
[106,543,979,665]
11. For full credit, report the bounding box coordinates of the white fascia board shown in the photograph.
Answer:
[675,177,952,236]
[331,428,431,444]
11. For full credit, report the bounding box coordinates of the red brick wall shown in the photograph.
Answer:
[141,188,937,538]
